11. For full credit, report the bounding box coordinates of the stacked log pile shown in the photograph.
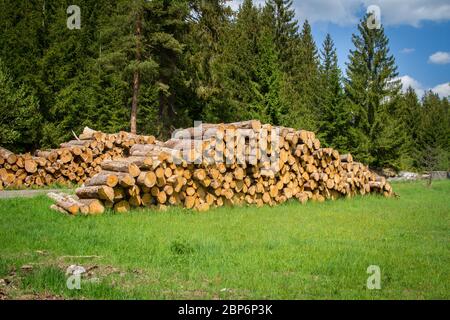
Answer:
[0,128,157,189]
[65,120,392,215]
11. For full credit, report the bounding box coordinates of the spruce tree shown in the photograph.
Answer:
[186,0,233,123]
[397,87,421,168]
[0,60,42,153]
[218,0,264,121]
[257,4,283,124]
[99,0,160,134]
[345,16,403,167]
[281,20,320,131]
[417,91,450,170]
[317,34,347,149]
[265,0,299,72]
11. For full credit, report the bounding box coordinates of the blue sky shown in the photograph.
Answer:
[229,0,450,98]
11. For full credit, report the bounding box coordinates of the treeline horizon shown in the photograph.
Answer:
[0,0,449,171]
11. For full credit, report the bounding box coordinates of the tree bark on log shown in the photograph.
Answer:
[76,185,115,203]
[101,160,141,177]
[85,172,119,188]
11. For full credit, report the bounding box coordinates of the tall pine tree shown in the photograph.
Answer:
[186,0,234,123]
[345,16,404,168]
[281,20,320,131]
[397,87,422,169]
[99,0,159,134]
[265,0,299,73]
[317,34,348,150]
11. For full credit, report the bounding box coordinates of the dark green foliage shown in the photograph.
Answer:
[317,34,347,149]
[265,0,299,73]
[0,60,42,153]
[281,20,320,131]
[396,87,422,169]
[416,92,450,170]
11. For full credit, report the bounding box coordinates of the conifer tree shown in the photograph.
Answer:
[317,34,347,148]
[0,60,42,153]
[99,0,159,134]
[397,87,422,168]
[345,16,403,167]
[186,0,233,123]
[282,20,320,131]
[417,91,450,170]
[265,0,299,72]
[256,4,283,124]
[218,0,264,121]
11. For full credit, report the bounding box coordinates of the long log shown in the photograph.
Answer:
[76,185,115,202]
[100,160,141,177]
[85,172,119,188]
[47,192,87,215]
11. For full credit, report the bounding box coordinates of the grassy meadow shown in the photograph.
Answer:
[0,180,449,300]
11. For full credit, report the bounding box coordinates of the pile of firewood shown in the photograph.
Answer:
[59,120,392,215]
[0,128,157,189]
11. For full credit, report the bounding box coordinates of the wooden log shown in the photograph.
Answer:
[127,156,154,170]
[50,204,69,214]
[0,147,17,165]
[340,154,353,163]
[114,172,136,188]
[47,192,86,215]
[24,159,38,173]
[137,171,157,188]
[78,199,105,215]
[76,185,115,202]
[60,140,91,148]
[195,203,210,212]
[157,191,167,204]
[79,126,97,140]
[35,150,58,162]
[11,122,393,211]
[228,120,262,130]
[114,200,130,213]
[130,144,158,156]
[185,196,196,209]
[85,172,119,188]
[101,160,141,177]
[59,149,73,164]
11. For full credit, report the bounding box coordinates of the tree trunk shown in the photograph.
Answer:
[130,12,142,134]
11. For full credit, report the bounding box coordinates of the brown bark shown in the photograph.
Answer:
[130,12,142,135]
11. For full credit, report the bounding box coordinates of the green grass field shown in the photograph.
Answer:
[0,180,449,300]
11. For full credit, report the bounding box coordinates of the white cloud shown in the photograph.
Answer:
[229,0,450,26]
[293,0,362,26]
[397,75,450,98]
[432,83,450,98]
[368,0,450,26]
[397,75,425,97]
[401,48,415,54]
[429,51,450,64]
